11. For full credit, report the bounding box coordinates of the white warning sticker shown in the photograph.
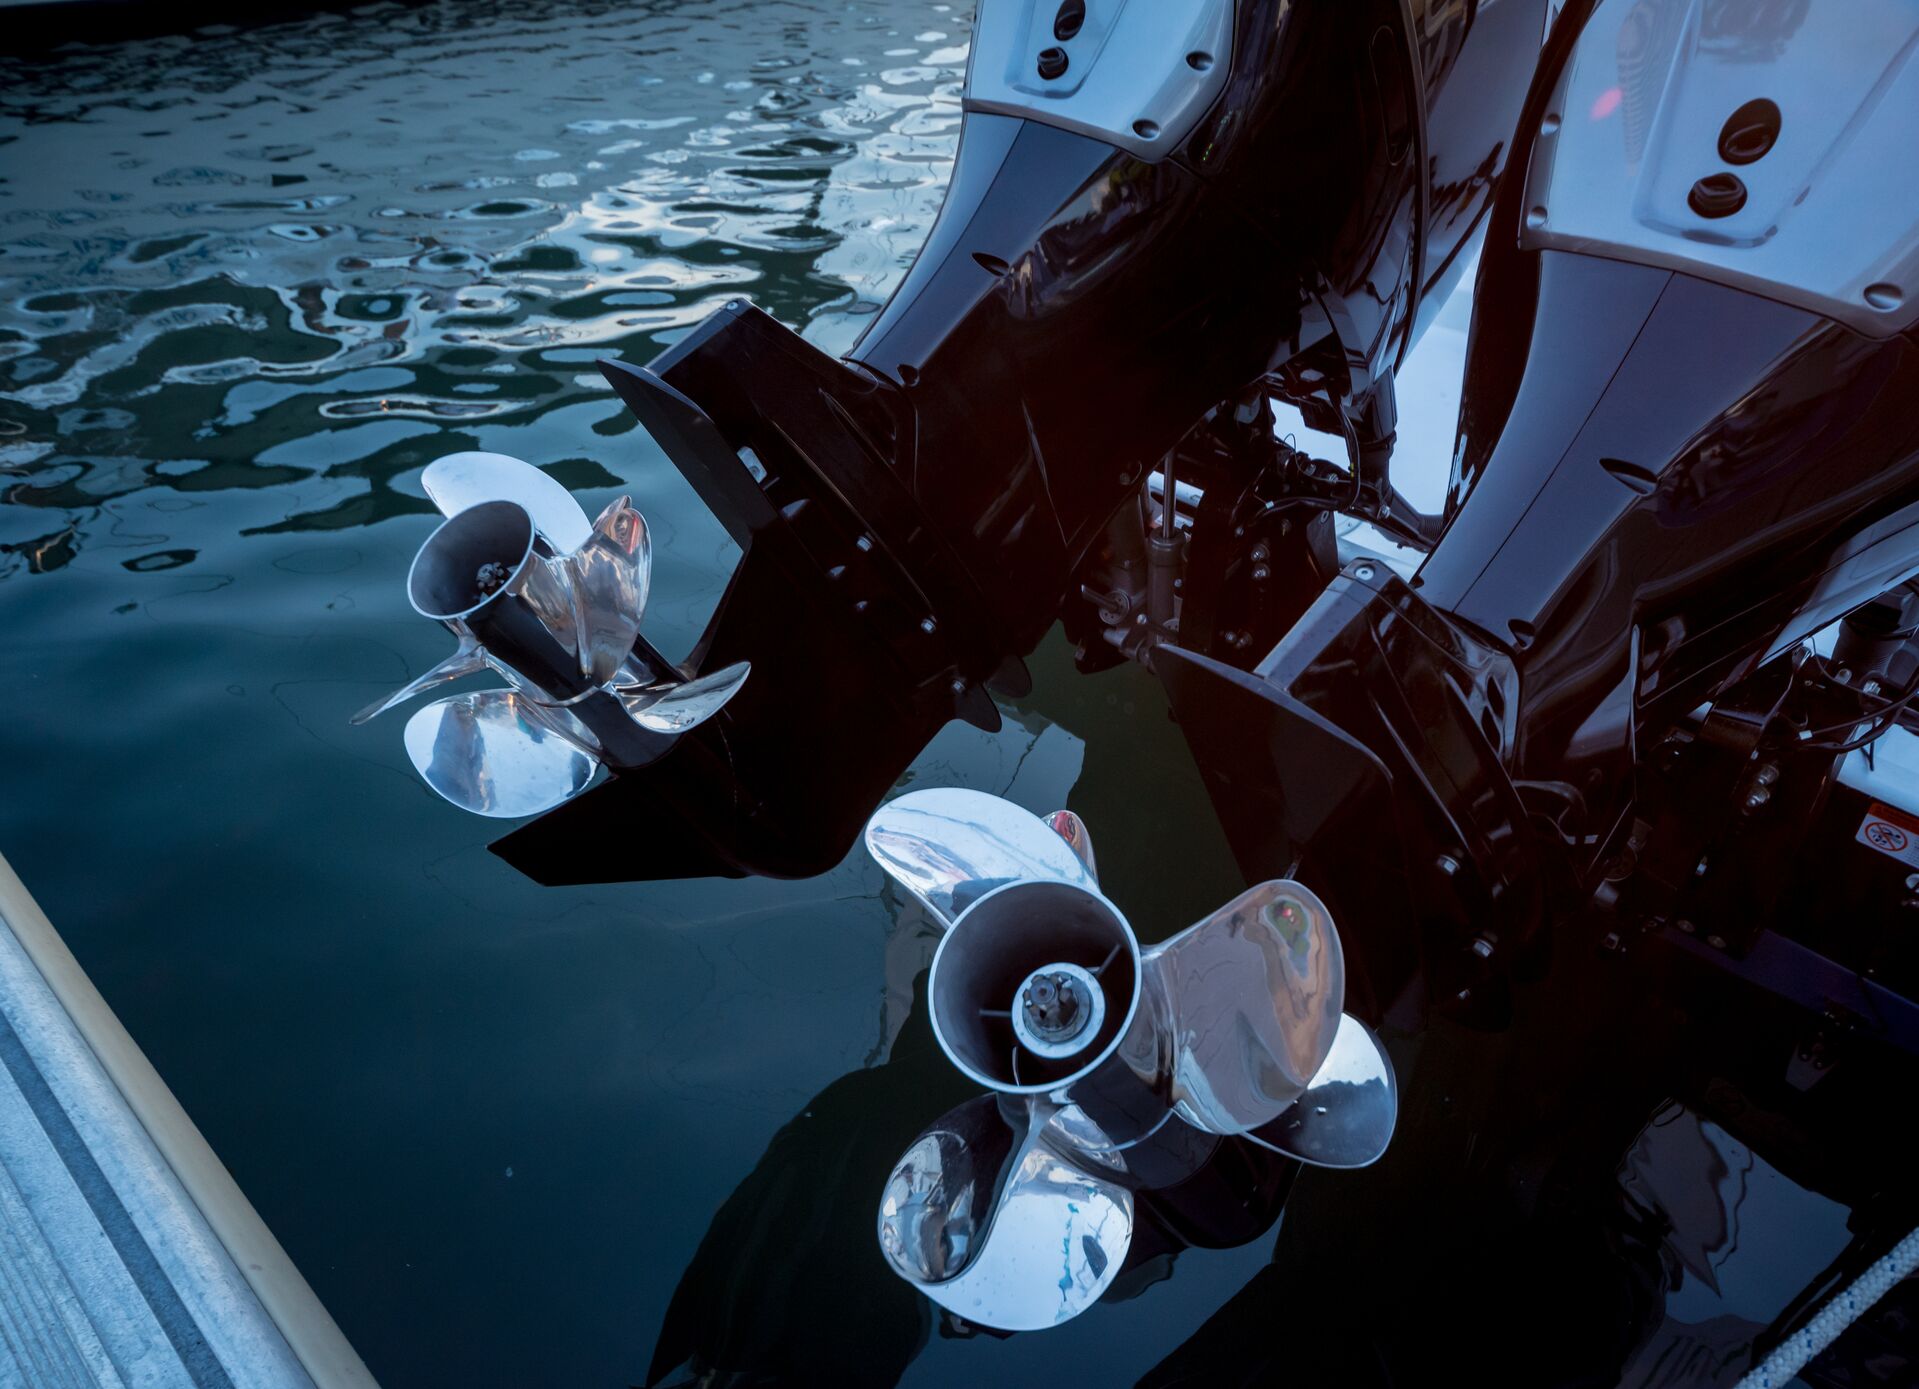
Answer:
[1856,801,1919,868]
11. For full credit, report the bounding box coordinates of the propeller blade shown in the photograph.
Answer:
[619,660,750,734]
[402,691,599,819]
[421,452,592,553]
[878,1097,1133,1331]
[877,1095,1015,1287]
[351,627,486,725]
[1246,1012,1398,1170]
[1046,810,1097,881]
[1147,880,1345,1136]
[560,495,651,686]
[864,788,1098,928]
[499,495,650,691]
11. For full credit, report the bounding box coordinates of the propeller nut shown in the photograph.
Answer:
[474,560,512,597]
[1010,960,1106,1061]
[1022,973,1085,1039]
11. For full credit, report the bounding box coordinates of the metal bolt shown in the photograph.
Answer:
[856,535,874,552]
[1436,854,1460,877]
[1470,937,1494,960]
[920,617,937,635]
[1250,543,1270,563]
[1676,918,1696,933]
[1753,763,1780,787]
[1694,857,1709,877]
[1745,786,1772,810]
[950,678,966,696]
[474,560,511,597]
[1252,564,1271,582]
[1354,563,1376,581]
[1022,973,1085,1039]
[1707,934,1728,950]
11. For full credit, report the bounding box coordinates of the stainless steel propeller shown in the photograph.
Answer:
[865,788,1398,1330]
[352,452,749,817]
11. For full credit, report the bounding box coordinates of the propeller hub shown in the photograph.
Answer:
[1012,961,1105,1060]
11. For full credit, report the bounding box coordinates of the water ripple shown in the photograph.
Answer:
[0,0,969,577]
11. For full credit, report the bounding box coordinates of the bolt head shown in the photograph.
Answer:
[1354,564,1376,581]
[1707,934,1728,950]
[474,560,511,596]
[1022,971,1085,1037]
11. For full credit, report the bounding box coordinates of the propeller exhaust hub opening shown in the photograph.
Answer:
[408,498,538,622]
[929,879,1141,1095]
[1012,961,1105,1060]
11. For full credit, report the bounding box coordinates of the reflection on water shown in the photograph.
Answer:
[1,0,966,579]
[1,4,1901,1387]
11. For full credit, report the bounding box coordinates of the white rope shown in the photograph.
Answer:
[1735,1225,1919,1389]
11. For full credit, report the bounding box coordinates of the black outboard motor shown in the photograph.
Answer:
[1162,0,1919,1030]
[483,0,1552,884]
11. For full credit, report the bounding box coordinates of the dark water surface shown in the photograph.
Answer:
[0,4,1268,1384]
